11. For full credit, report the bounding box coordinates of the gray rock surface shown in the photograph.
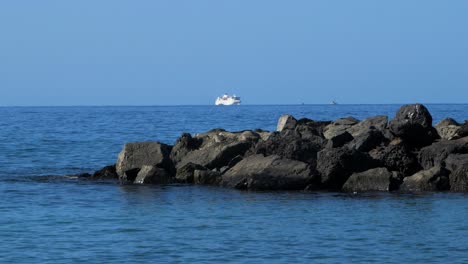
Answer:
[221,154,316,190]
[134,165,171,184]
[116,142,173,183]
[342,168,400,192]
[418,136,468,170]
[399,166,450,192]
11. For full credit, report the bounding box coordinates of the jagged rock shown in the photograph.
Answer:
[444,154,468,172]
[458,121,468,138]
[347,129,387,152]
[170,130,260,170]
[324,117,359,140]
[91,165,118,180]
[399,166,450,192]
[221,154,317,190]
[175,162,207,183]
[317,147,379,189]
[389,104,438,147]
[418,136,468,170]
[277,115,297,132]
[295,119,331,139]
[194,169,221,185]
[251,129,325,167]
[134,165,171,184]
[450,167,468,192]
[326,131,353,148]
[342,168,400,192]
[347,115,388,137]
[116,142,173,183]
[435,118,461,140]
[369,140,421,176]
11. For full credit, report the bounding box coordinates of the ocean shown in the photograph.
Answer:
[1,104,467,263]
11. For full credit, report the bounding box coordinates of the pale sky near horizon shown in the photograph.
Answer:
[1,1,467,106]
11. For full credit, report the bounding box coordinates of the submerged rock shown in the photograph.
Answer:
[91,165,118,180]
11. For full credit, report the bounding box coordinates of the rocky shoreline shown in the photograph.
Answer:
[82,104,468,192]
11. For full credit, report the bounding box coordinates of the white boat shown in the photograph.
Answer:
[215,94,241,105]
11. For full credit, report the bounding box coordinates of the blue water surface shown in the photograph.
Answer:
[0,104,467,263]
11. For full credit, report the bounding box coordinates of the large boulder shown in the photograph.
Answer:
[323,117,359,139]
[347,129,387,152]
[389,104,437,147]
[435,118,460,140]
[134,165,172,184]
[418,136,468,170]
[399,166,450,192]
[116,142,173,183]
[326,131,354,148]
[347,115,388,137]
[342,168,400,192]
[369,140,421,176]
[250,125,326,167]
[175,162,207,183]
[170,129,260,170]
[458,121,468,138]
[317,147,379,189]
[449,167,468,192]
[193,169,221,185]
[221,154,316,190]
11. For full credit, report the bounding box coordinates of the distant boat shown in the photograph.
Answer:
[215,94,241,105]
[330,100,338,105]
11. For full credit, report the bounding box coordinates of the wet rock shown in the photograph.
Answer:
[170,130,260,170]
[342,168,401,192]
[317,147,379,189]
[347,115,388,137]
[418,136,468,170]
[116,142,173,183]
[221,154,317,190]
[277,115,297,132]
[134,165,172,184]
[92,165,118,180]
[399,166,450,192]
[389,104,438,147]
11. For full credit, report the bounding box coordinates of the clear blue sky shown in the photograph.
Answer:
[1,1,467,106]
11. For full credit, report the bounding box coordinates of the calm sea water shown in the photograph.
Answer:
[1,104,467,263]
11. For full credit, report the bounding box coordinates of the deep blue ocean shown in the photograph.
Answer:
[1,104,467,263]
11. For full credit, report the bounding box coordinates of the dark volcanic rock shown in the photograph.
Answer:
[194,169,221,185]
[170,130,260,170]
[326,131,354,148]
[251,129,325,167]
[450,167,468,192]
[347,129,387,152]
[92,165,118,180]
[399,166,450,192]
[221,154,317,190]
[389,104,437,147]
[134,165,172,184]
[418,136,468,170]
[458,121,468,138]
[370,140,421,176]
[317,147,379,189]
[347,115,389,137]
[342,168,400,192]
[116,142,173,183]
[444,154,468,172]
[175,162,207,183]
